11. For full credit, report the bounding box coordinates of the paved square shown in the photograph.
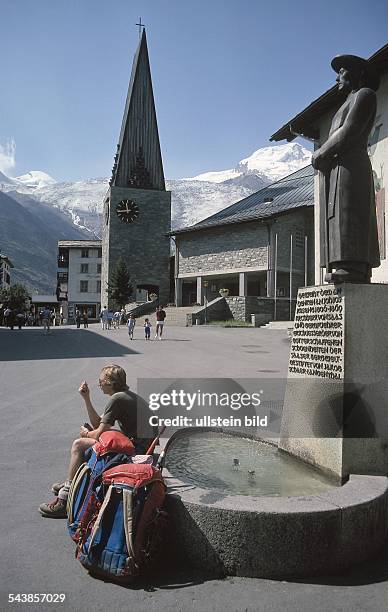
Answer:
[0,324,386,611]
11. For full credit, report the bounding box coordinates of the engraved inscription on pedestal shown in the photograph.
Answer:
[289,286,344,379]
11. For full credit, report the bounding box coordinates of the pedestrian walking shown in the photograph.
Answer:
[83,311,89,328]
[75,309,81,329]
[100,306,108,330]
[41,306,51,334]
[144,318,151,340]
[154,306,166,340]
[113,310,121,329]
[120,308,126,326]
[127,314,136,340]
[3,307,11,327]
[107,310,114,329]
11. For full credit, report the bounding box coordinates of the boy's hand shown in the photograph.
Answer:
[80,425,90,438]
[78,381,90,398]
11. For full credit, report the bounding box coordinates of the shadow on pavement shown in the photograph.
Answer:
[86,564,208,591]
[140,546,388,590]
[0,328,139,361]
[277,545,388,587]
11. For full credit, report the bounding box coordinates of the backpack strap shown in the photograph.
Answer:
[122,489,135,563]
[87,484,114,550]
[67,462,90,524]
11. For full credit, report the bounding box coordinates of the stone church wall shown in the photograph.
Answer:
[102,186,171,307]
[177,221,269,275]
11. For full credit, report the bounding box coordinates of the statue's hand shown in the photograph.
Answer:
[312,150,328,172]
[311,150,321,169]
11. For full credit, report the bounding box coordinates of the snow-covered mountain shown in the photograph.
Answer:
[0,170,19,188]
[14,170,57,189]
[188,143,311,184]
[0,142,311,235]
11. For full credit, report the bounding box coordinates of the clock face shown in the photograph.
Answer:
[116,199,139,224]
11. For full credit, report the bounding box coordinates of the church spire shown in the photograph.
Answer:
[111,29,166,191]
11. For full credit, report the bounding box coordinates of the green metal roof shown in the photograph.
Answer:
[170,165,314,236]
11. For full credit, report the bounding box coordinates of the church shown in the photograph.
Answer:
[101,29,171,308]
[170,165,315,321]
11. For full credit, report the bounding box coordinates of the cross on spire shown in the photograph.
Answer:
[135,18,145,38]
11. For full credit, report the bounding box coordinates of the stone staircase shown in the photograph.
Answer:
[261,320,294,329]
[261,320,294,336]
[134,306,201,327]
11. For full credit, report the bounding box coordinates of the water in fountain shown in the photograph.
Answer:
[165,431,338,496]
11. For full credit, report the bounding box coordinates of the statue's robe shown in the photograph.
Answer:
[320,87,380,269]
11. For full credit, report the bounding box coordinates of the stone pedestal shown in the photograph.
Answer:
[280,284,388,480]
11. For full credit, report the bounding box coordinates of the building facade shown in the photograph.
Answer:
[57,240,102,322]
[0,253,13,288]
[101,29,171,308]
[271,43,388,284]
[170,166,315,309]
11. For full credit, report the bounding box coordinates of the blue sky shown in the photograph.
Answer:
[1,0,387,181]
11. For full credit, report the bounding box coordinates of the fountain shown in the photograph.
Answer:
[163,427,388,578]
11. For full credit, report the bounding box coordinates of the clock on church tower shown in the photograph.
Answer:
[116,199,139,224]
[101,29,171,308]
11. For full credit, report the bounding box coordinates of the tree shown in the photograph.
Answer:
[0,283,30,311]
[107,259,133,309]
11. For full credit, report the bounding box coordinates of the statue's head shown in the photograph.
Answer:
[331,54,380,92]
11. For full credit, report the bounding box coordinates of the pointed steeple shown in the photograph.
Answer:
[111,30,166,191]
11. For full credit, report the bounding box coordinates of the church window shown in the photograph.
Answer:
[80,264,89,273]
[81,249,89,258]
[97,263,102,273]
[97,248,102,258]
[96,280,101,293]
[80,280,88,293]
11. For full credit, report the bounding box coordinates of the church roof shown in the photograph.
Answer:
[170,165,314,235]
[111,29,166,191]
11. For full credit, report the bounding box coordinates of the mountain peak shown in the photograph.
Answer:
[14,171,57,189]
[184,142,311,185]
[237,142,312,182]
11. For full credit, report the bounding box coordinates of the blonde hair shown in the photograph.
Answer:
[100,364,128,392]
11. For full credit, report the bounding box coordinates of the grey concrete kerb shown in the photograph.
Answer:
[164,471,388,578]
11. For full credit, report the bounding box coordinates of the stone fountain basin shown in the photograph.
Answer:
[163,434,388,578]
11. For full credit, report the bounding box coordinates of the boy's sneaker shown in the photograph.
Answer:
[39,498,67,519]
[51,481,66,495]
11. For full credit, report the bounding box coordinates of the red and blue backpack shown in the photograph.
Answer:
[67,430,167,583]
[67,431,135,542]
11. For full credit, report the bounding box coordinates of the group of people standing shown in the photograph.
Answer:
[99,307,126,330]
[2,307,29,329]
[75,309,89,329]
[1,307,62,330]
[127,306,166,341]
[98,305,167,340]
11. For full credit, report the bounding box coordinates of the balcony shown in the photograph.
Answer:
[57,256,69,269]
